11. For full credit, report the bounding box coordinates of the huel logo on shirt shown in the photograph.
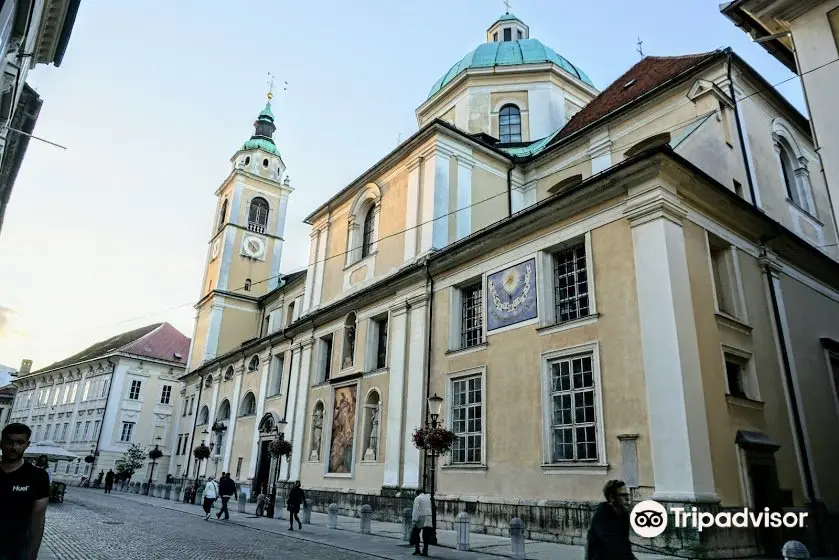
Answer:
[12,485,30,492]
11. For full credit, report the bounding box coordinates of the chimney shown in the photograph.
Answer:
[18,359,32,375]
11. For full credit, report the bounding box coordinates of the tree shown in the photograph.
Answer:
[115,444,146,481]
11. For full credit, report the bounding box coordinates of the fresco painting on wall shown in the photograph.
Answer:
[487,258,538,331]
[328,385,357,474]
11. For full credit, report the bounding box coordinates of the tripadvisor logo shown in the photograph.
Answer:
[630,500,809,538]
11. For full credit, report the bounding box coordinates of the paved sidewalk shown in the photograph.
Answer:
[98,488,674,560]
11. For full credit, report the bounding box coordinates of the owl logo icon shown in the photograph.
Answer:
[630,500,668,538]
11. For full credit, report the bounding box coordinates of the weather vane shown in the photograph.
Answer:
[636,37,645,57]
[266,72,288,102]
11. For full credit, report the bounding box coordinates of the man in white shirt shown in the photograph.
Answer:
[201,476,219,520]
[411,489,434,556]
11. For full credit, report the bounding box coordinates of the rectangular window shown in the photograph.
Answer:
[460,283,483,349]
[552,243,590,323]
[120,422,135,442]
[160,385,172,404]
[189,396,195,415]
[723,350,757,400]
[517,29,523,39]
[708,233,745,320]
[93,420,101,440]
[548,352,598,462]
[375,317,388,370]
[492,31,498,42]
[733,179,743,198]
[82,380,90,401]
[42,388,50,406]
[82,421,91,440]
[101,378,109,398]
[503,27,512,41]
[176,435,182,455]
[61,423,69,441]
[65,462,71,474]
[33,425,41,440]
[236,457,244,479]
[451,375,483,464]
[269,355,284,396]
[69,382,78,403]
[317,335,334,383]
[182,398,188,417]
[73,422,82,441]
[52,386,61,406]
[43,425,51,440]
[286,301,296,327]
[128,380,142,400]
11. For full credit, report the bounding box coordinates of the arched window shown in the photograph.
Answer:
[362,391,381,462]
[223,366,234,381]
[309,401,325,461]
[217,399,231,421]
[342,313,357,369]
[204,375,213,389]
[244,279,252,291]
[217,199,228,232]
[239,392,256,416]
[773,121,816,216]
[361,207,375,258]
[198,405,209,425]
[248,355,260,372]
[778,142,802,206]
[499,104,522,143]
[248,197,269,233]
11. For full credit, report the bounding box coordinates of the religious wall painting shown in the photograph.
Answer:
[486,257,538,332]
[328,385,357,474]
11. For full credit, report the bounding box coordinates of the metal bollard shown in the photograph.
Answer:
[237,493,247,513]
[302,504,312,524]
[327,503,339,529]
[403,508,413,542]
[510,517,525,560]
[456,512,471,551]
[782,541,810,559]
[360,505,373,534]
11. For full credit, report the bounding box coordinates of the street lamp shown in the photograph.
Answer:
[145,437,163,495]
[191,429,213,504]
[426,393,444,530]
[266,418,288,519]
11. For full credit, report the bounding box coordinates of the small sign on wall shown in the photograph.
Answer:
[486,258,538,332]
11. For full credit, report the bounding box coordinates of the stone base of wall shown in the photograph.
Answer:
[275,485,839,558]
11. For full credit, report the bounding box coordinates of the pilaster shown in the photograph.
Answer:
[303,227,321,313]
[247,355,271,480]
[419,147,450,254]
[455,156,474,241]
[222,370,244,472]
[625,187,717,503]
[383,301,409,488]
[404,158,423,262]
[588,131,613,175]
[289,339,315,481]
[401,295,429,489]
[201,378,221,476]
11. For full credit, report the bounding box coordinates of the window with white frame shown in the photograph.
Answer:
[101,378,109,398]
[82,380,90,401]
[198,405,209,424]
[551,242,590,324]
[543,348,601,464]
[268,354,284,397]
[93,420,101,440]
[361,207,376,258]
[73,422,81,441]
[450,374,483,464]
[707,233,746,321]
[52,386,61,406]
[239,392,257,416]
[452,281,483,350]
[317,335,334,383]
[367,315,388,371]
[723,348,758,401]
[160,385,172,404]
[128,380,142,400]
[120,422,134,442]
[82,421,91,441]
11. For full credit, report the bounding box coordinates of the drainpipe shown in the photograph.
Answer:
[728,51,758,208]
[506,164,514,217]
[88,358,118,484]
[422,259,437,528]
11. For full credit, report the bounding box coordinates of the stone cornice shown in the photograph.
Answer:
[624,187,688,227]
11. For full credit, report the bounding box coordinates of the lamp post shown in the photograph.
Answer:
[191,429,213,504]
[426,393,444,530]
[265,419,288,519]
[145,437,163,495]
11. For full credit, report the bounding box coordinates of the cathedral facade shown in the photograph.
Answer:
[170,12,839,553]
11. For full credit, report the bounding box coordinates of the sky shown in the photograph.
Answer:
[0,0,805,371]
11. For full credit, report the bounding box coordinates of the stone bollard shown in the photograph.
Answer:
[510,517,525,560]
[456,512,471,551]
[164,484,172,500]
[302,503,312,524]
[327,503,339,529]
[402,508,413,542]
[360,505,372,534]
[133,483,140,494]
[173,486,182,501]
[148,483,155,496]
[782,541,810,559]
[238,493,247,513]
[141,483,148,495]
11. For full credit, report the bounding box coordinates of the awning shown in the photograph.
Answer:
[23,440,79,462]
[735,430,781,452]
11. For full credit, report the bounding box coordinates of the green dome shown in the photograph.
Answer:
[428,38,595,99]
[240,100,281,156]
[241,137,281,156]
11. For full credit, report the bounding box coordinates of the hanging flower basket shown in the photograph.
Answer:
[269,436,292,459]
[193,443,211,461]
[84,455,95,464]
[412,426,457,455]
[148,447,163,461]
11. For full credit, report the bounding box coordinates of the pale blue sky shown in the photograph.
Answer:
[0,0,803,369]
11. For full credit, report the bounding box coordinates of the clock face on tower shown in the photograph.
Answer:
[242,235,266,259]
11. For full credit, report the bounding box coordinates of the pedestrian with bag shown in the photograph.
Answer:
[215,473,237,520]
[411,488,434,557]
[286,481,306,530]
[585,479,636,560]
[104,469,115,494]
[202,475,219,520]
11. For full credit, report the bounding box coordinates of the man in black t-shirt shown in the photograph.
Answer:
[1,423,50,560]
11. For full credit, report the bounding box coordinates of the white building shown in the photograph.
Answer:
[7,323,190,484]
[722,0,839,233]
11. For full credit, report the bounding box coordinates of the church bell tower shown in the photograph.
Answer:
[189,89,294,368]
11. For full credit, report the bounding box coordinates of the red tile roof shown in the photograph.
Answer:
[551,51,723,145]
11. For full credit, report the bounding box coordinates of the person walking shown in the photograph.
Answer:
[286,481,307,530]
[104,470,115,494]
[215,473,237,520]
[411,488,434,557]
[202,476,219,520]
[586,479,635,560]
[1,423,50,560]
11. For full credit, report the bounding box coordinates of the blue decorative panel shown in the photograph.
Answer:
[486,258,538,332]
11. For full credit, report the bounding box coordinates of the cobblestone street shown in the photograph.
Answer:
[41,490,377,560]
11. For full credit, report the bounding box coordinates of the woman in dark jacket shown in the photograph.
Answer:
[286,481,307,530]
